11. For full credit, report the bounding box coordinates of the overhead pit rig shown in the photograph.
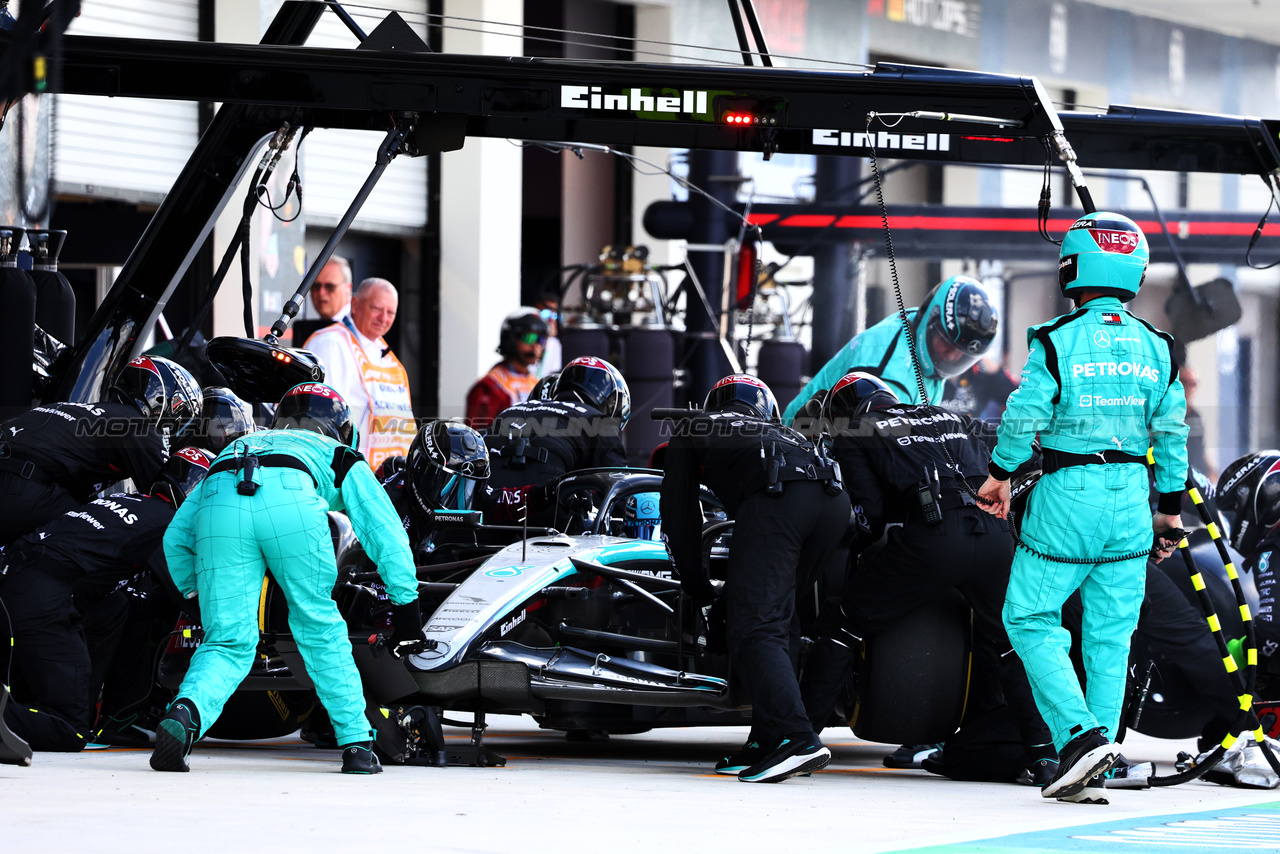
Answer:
[0,0,1278,407]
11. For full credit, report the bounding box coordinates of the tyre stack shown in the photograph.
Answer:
[756,338,806,415]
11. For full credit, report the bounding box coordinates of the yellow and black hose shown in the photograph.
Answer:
[1146,472,1279,785]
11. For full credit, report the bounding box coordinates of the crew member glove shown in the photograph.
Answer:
[679,569,716,608]
[389,599,424,660]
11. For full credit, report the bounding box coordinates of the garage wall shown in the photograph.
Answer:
[55,0,200,202]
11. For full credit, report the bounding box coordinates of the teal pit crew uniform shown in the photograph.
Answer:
[782,276,998,423]
[989,292,1188,751]
[783,311,938,422]
[163,428,418,747]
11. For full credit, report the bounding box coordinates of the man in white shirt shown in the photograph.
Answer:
[311,256,352,322]
[304,278,415,469]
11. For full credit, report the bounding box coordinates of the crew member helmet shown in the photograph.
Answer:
[704,374,779,421]
[271,383,356,448]
[193,386,256,453]
[530,371,559,402]
[150,446,214,509]
[108,356,202,442]
[498,308,550,360]
[823,372,899,421]
[406,421,491,513]
[555,357,631,427]
[911,276,999,379]
[1216,451,1280,555]
[1058,212,1149,302]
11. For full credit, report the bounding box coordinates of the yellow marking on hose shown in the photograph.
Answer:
[1223,732,1238,748]
[1146,448,1155,464]
[1192,573,1206,591]
[1240,694,1254,712]
[1224,655,1239,673]
[1207,522,1221,539]
[1242,605,1253,622]
[182,629,192,638]
[1208,614,1221,633]
[1226,562,1239,580]
[1179,537,1189,548]
[1255,728,1267,742]
[1248,649,1258,666]
[1189,487,1204,505]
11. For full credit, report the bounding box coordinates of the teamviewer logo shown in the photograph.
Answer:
[1079,395,1092,407]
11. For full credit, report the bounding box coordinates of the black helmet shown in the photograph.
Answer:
[823,372,899,420]
[704,374,779,421]
[150,446,214,509]
[530,371,559,402]
[108,356,202,441]
[912,276,999,379]
[375,454,408,482]
[193,386,256,454]
[498,308,549,360]
[271,383,355,448]
[406,421,490,513]
[555,357,631,427]
[1216,451,1280,555]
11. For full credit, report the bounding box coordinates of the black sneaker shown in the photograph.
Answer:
[149,699,200,773]
[1057,776,1108,805]
[738,732,830,783]
[341,742,383,774]
[1040,728,1119,799]
[1016,757,1060,787]
[715,740,765,775]
[89,713,154,749]
[883,743,942,769]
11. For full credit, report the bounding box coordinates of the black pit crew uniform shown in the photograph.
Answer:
[382,470,476,565]
[806,402,1052,772]
[480,399,627,526]
[0,492,178,751]
[0,402,171,545]
[1244,530,1280,692]
[660,412,851,749]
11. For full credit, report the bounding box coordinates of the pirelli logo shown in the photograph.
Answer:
[812,128,952,151]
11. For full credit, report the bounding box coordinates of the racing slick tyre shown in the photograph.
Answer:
[204,690,317,740]
[850,589,971,746]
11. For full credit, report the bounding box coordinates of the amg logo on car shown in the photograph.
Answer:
[560,86,709,115]
[812,129,952,151]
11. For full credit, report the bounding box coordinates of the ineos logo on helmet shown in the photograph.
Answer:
[705,373,779,421]
[1090,229,1141,254]
[289,383,338,400]
[176,446,212,467]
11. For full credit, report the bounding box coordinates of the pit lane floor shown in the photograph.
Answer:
[3,719,1277,853]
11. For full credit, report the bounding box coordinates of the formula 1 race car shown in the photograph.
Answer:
[155,466,972,766]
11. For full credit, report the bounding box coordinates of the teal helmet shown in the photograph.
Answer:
[1058,212,1149,302]
[911,275,999,379]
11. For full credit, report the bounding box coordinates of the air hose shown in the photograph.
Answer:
[1145,476,1279,785]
